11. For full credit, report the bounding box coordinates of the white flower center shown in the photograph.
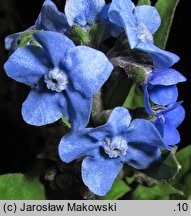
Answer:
[44,67,68,92]
[136,23,153,43]
[103,136,128,158]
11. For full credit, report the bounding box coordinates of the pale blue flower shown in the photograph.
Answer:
[4,31,113,128]
[59,107,169,196]
[5,0,69,51]
[109,0,180,68]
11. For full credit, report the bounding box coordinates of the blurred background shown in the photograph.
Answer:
[0,0,190,196]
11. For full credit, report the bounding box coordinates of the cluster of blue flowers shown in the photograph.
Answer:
[4,0,186,196]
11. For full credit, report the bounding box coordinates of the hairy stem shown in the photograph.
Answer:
[91,90,112,126]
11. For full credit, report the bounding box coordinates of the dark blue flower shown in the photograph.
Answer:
[5,0,69,51]
[108,0,180,68]
[152,102,185,148]
[4,31,113,128]
[59,107,169,196]
[143,68,186,115]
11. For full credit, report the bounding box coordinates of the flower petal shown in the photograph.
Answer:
[99,4,124,38]
[122,144,161,170]
[4,46,48,86]
[5,32,22,51]
[149,85,178,105]
[82,149,123,196]
[127,119,169,149]
[143,84,153,115]
[65,88,92,130]
[33,31,75,66]
[109,0,137,48]
[65,0,105,27]
[35,0,69,32]
[65,46,113,97]
[150,68,186,86]
[22,89,66,126]
[88,125,113,142]
[163,123,180,146]
[59,130,101,163]
[158,101,182,114]
[164,105,185,127]
[137,42,180,68]
[134,6,161,34]
[107,107,131,134]
[89,107,131,141]
[153,116,165,138]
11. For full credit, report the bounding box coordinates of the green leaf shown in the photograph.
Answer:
[18,30,41,48]
[133,183,183,200]
[0,173,45,200]
[154,0,181,49]
[174,145,191,182]
[123,84,144,109]
[101,179,130,200]
[183,173,191,198]
[142,148,181,180]
[138,0,151,6]
[103,70,133,109]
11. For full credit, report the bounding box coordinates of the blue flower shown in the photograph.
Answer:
[4,31,113,128]
[5,0,122,51]
[65,0,122,38]
[35,0,68,32]
[152,102,185,148]
[5,0,69,51]
[59,107,169,196]
[108,0,180,68]
[143,68,186,115]
[65,0,105,27]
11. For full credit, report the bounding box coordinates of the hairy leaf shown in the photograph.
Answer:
[0,173,45,200]
[101,179,130,200]
[133,183,183,200]
[154,0,181,49]
[123,84,144,109]
[142,148,181,180]
[174,145,191,182]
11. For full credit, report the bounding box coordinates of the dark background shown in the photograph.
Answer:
[0,0,190,175]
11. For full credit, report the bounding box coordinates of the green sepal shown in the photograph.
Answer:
[18,30,41,48]
[61,116,71,129]
[72,25,90,46]
[138,0,151,6]
[89,22,104,47]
